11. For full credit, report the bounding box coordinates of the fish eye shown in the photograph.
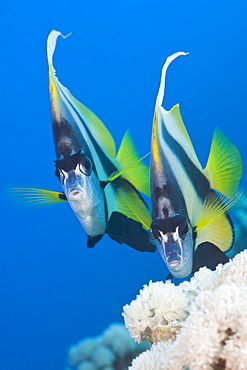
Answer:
[178,221,189,240]
[84,158,91,171]
[79,157,92,176]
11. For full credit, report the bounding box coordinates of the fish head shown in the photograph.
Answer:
[55,150,94,203]
[55,150,106,237]
[151,214,194,278]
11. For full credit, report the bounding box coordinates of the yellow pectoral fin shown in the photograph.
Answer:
[204,127,243,198]
[195,213,234,252]
[195,189,242,251]
[107,151,150,183]
[114,179,152,230]
[115,130,150,196]
[5,188,67,208]
[196,189,242,231]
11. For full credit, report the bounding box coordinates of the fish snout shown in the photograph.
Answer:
[161,240,182,267]
[166,253,181,267]
[158,230,194,278]
[64,170,87,200]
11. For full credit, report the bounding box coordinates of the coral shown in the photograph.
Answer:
[130,341,172,370]
[66,323,150,370]
[165,283,247,369]
[180,266,216,296]
[69,338,96,365]
[123,250,247,369]
[77,362,97,370]
[122,280,191,343]
[215,248,247,286]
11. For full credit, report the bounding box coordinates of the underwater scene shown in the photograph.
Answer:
[2,1,247,369]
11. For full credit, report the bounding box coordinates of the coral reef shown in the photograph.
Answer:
[66,323,150,370]
[123,250,247,369]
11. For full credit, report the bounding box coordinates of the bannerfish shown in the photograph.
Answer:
[150,52,242,278]
[12,30,155,252]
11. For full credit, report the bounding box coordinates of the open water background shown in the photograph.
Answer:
[1,1,247,368]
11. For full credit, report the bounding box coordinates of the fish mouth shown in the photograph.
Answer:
[70,190,80,197]
[166,253,181,267]
[67,185,84,199]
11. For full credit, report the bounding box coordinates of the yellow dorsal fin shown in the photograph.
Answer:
[5,188,67,208]
[114,179,152,230]
[115,130,150,196]
[203,127,242,198]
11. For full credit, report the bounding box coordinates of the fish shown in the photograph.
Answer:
[10,30,155,252]
[150,52,242,278]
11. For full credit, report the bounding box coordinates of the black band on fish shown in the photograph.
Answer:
[151,214,187,236]
[52,117,87,158]
[160,120,210,201]
[54,150,92,176]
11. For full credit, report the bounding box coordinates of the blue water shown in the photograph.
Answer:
[2,1,247,369]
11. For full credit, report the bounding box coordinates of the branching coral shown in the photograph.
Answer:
[123,280,190,343]
[123,250,247,369]
[122,267,216,344]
